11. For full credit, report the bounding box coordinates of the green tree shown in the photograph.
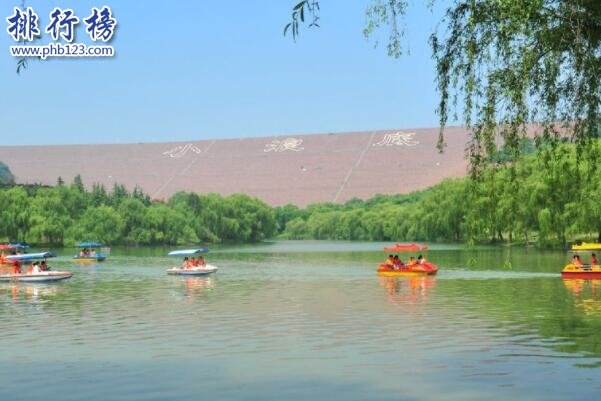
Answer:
[72,174,85,193]
[0,187,31,241]
[0,161,15,186]
[28,189,71,245]
[287,0,601,168]
[71,205,124,244]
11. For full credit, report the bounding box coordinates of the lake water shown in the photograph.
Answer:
[1,241,600,401]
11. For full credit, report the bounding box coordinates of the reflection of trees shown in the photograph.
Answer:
[438,278,601,366]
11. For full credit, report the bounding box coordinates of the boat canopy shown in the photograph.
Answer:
[5,252,55,261]
[168,248,209,256]
[75,241,104,248]
[0,242,30,250]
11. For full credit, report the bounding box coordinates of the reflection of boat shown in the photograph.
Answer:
[561,264,601,279]
[73,241,107,262]
[184,277,215,297]
[0,252,72,282]
[377,262,438,276]
[379,276,436,305]
[0,282,63,303]
[383,243,429,252]
[563,279,601,317]
[166,248,218,276]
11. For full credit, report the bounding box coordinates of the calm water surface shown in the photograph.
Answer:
[1,241,600,401]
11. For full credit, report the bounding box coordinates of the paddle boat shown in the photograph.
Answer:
[166,248,218,276]
[571,242,601,251]
[383,243,429,252]
[73,241,107,262]
[377,262,438,277]
[0,252,73,282]
[561,243,601,279]
[0,242,30,265]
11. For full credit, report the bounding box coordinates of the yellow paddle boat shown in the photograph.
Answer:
[571,242,601,251]
[562,245,601,279]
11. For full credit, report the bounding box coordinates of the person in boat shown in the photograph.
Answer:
[572,255,584,267]
[198,256,206,267]
[385,254,394,266]
[182,257,190,269]
[12,263,22,274]
[591,253,598,266]
[40,260,49,271]
[31,262,42,274]
[417,254,426,264]
[407,257,417,266]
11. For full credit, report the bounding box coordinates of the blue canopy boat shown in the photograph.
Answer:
[0,252,73,282]
[73,241,107,262]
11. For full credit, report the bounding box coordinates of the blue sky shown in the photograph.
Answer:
[1,1,445,145]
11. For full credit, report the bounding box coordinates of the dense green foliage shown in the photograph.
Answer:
[0,161,15,185]
[277,141,601,247]
[0,177,276,246]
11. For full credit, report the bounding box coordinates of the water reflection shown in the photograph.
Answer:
[183,277,215,300]
[378,276,436,305]
[563,279,601,317]
[2,245,601,401]
[0,283,63,304]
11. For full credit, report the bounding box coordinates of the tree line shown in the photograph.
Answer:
[275,140,601,247]
[0,175,277,246]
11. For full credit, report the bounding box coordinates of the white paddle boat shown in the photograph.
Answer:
[166,248,218,276]
[0,252,73,283]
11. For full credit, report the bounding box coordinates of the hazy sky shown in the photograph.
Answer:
[1,1,446,145]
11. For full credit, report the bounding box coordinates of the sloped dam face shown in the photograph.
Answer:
[0,127,470,206]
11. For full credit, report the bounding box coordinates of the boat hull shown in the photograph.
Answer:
[166,265,218,276]
[377,263,438,276]
[561,264,601,279]
[571,242,601,251]
[0,271,73,282]
[383,243,429,252]
[73,256,106,262]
